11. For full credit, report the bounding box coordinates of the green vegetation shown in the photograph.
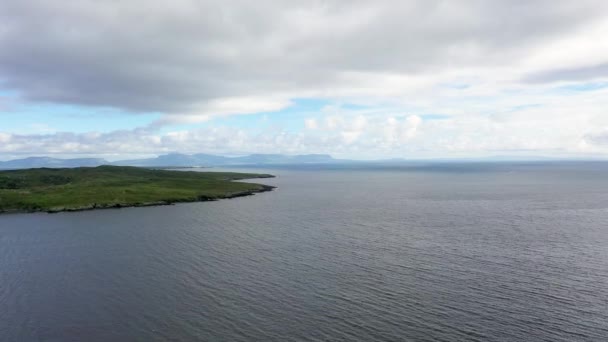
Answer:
[0,165,275,213]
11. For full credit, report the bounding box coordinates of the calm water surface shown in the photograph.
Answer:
[1,163,608,341]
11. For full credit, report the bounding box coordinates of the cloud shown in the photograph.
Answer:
[0,132,10,143]
[1,0,607,120]
[524,63,608,83]
[304,118,318,130]
[584,130,608,146]
[2,1,608,159]
[1,100,608,160]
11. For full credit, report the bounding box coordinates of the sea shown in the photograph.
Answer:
[1,162,608,341]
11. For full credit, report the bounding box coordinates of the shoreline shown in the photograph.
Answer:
[0,184,275,215]
[1,165,278,215]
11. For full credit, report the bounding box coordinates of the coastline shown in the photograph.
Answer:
[0,166,277,215]
[0,184,275,215]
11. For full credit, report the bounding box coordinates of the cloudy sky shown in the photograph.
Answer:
[1,0,608,160]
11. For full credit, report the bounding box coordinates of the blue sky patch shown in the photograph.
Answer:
[555,82,608,93]
[2,102,161,134]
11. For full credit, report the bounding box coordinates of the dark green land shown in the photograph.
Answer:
[0,165,275,214]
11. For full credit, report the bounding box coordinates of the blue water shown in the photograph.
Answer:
[1,162,608,341]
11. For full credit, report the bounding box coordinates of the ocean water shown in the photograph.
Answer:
[1,162,608,341]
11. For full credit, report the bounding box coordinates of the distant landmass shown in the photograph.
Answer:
[0,157,109,169]
[0,153,338,169]
[1,153,596,170]
[113,153,337,167]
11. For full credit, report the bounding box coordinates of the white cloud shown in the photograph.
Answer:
[5,84,608,159]
[0,132,11,143]
[304,118,318,130]
[1,1,608,158]
[1,101,608,160]
[1,1,607,117]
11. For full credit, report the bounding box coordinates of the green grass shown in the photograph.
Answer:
[0,165,275,213]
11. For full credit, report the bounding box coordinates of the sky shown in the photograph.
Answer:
[1,0,608,161]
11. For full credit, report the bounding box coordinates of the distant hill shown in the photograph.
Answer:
[1,153,600,170]
[113,153,337,167]
[0,153,337,169]
[0,157,108,169]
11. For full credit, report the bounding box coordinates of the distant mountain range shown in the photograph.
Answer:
[0,157,109,169]
[113,153,336,167]
[0,153,338,169]
[1,153,597,170]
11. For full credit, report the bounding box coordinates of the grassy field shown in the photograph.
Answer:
[0,165,275,213]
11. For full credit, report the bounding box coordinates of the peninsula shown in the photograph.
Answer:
[0,165,275,214]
